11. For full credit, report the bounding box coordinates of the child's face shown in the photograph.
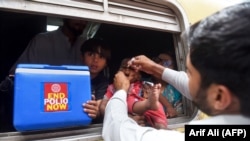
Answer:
[119,61,141,83]
[158,53,174,69]
[82,51,107,76]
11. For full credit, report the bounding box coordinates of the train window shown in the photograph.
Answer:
[0,0,201,140]
[46,25,59,31]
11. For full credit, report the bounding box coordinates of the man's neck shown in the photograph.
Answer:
[61,26,77,45]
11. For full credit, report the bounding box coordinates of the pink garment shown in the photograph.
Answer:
[104,81,167,128]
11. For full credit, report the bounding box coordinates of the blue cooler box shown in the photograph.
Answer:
[13,64,92,131]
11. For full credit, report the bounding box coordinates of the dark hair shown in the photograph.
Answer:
[188,2,250,117]
[119,58,131,68]
[80,38,111,64]
[152,51,177,70]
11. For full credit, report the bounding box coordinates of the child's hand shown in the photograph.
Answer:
[142,81,154,99]
[113,71,130,92]
[166,106,178,118]
[147,83,162,110]
[129,114,146,126]
[152,83,161,95]
[82,95,99,119]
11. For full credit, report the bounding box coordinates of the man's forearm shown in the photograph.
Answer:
[151,63,165,79]
[162,68,192,100]
[102,90,128,141]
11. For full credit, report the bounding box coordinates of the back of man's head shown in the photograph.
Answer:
[188,2,250,117]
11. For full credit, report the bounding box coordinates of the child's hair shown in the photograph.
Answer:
[152,51,177,70]
[119,57,141,81]
[119,58,139,72]
[80,38,111,64]
[119,58,131,68]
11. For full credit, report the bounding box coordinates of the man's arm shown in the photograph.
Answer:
[9,33,51,74]
[128,55,191,100]
[102,89,153,141]
[102,90,184,141]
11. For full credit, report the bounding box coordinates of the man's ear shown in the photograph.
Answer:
[212,85,232,110]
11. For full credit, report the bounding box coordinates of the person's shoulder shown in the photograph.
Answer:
[107,83,113,87]
[98,73,109,80]
[93,73,109,83]
[31,29,66,45]
[35,28,61,38]
[131,81,143,88]
[135,81,143,85]
[189,115,250,125]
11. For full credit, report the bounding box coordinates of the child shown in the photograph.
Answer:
[81,38,111,124]
[152,52,183,117]
[100,58,167,129]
